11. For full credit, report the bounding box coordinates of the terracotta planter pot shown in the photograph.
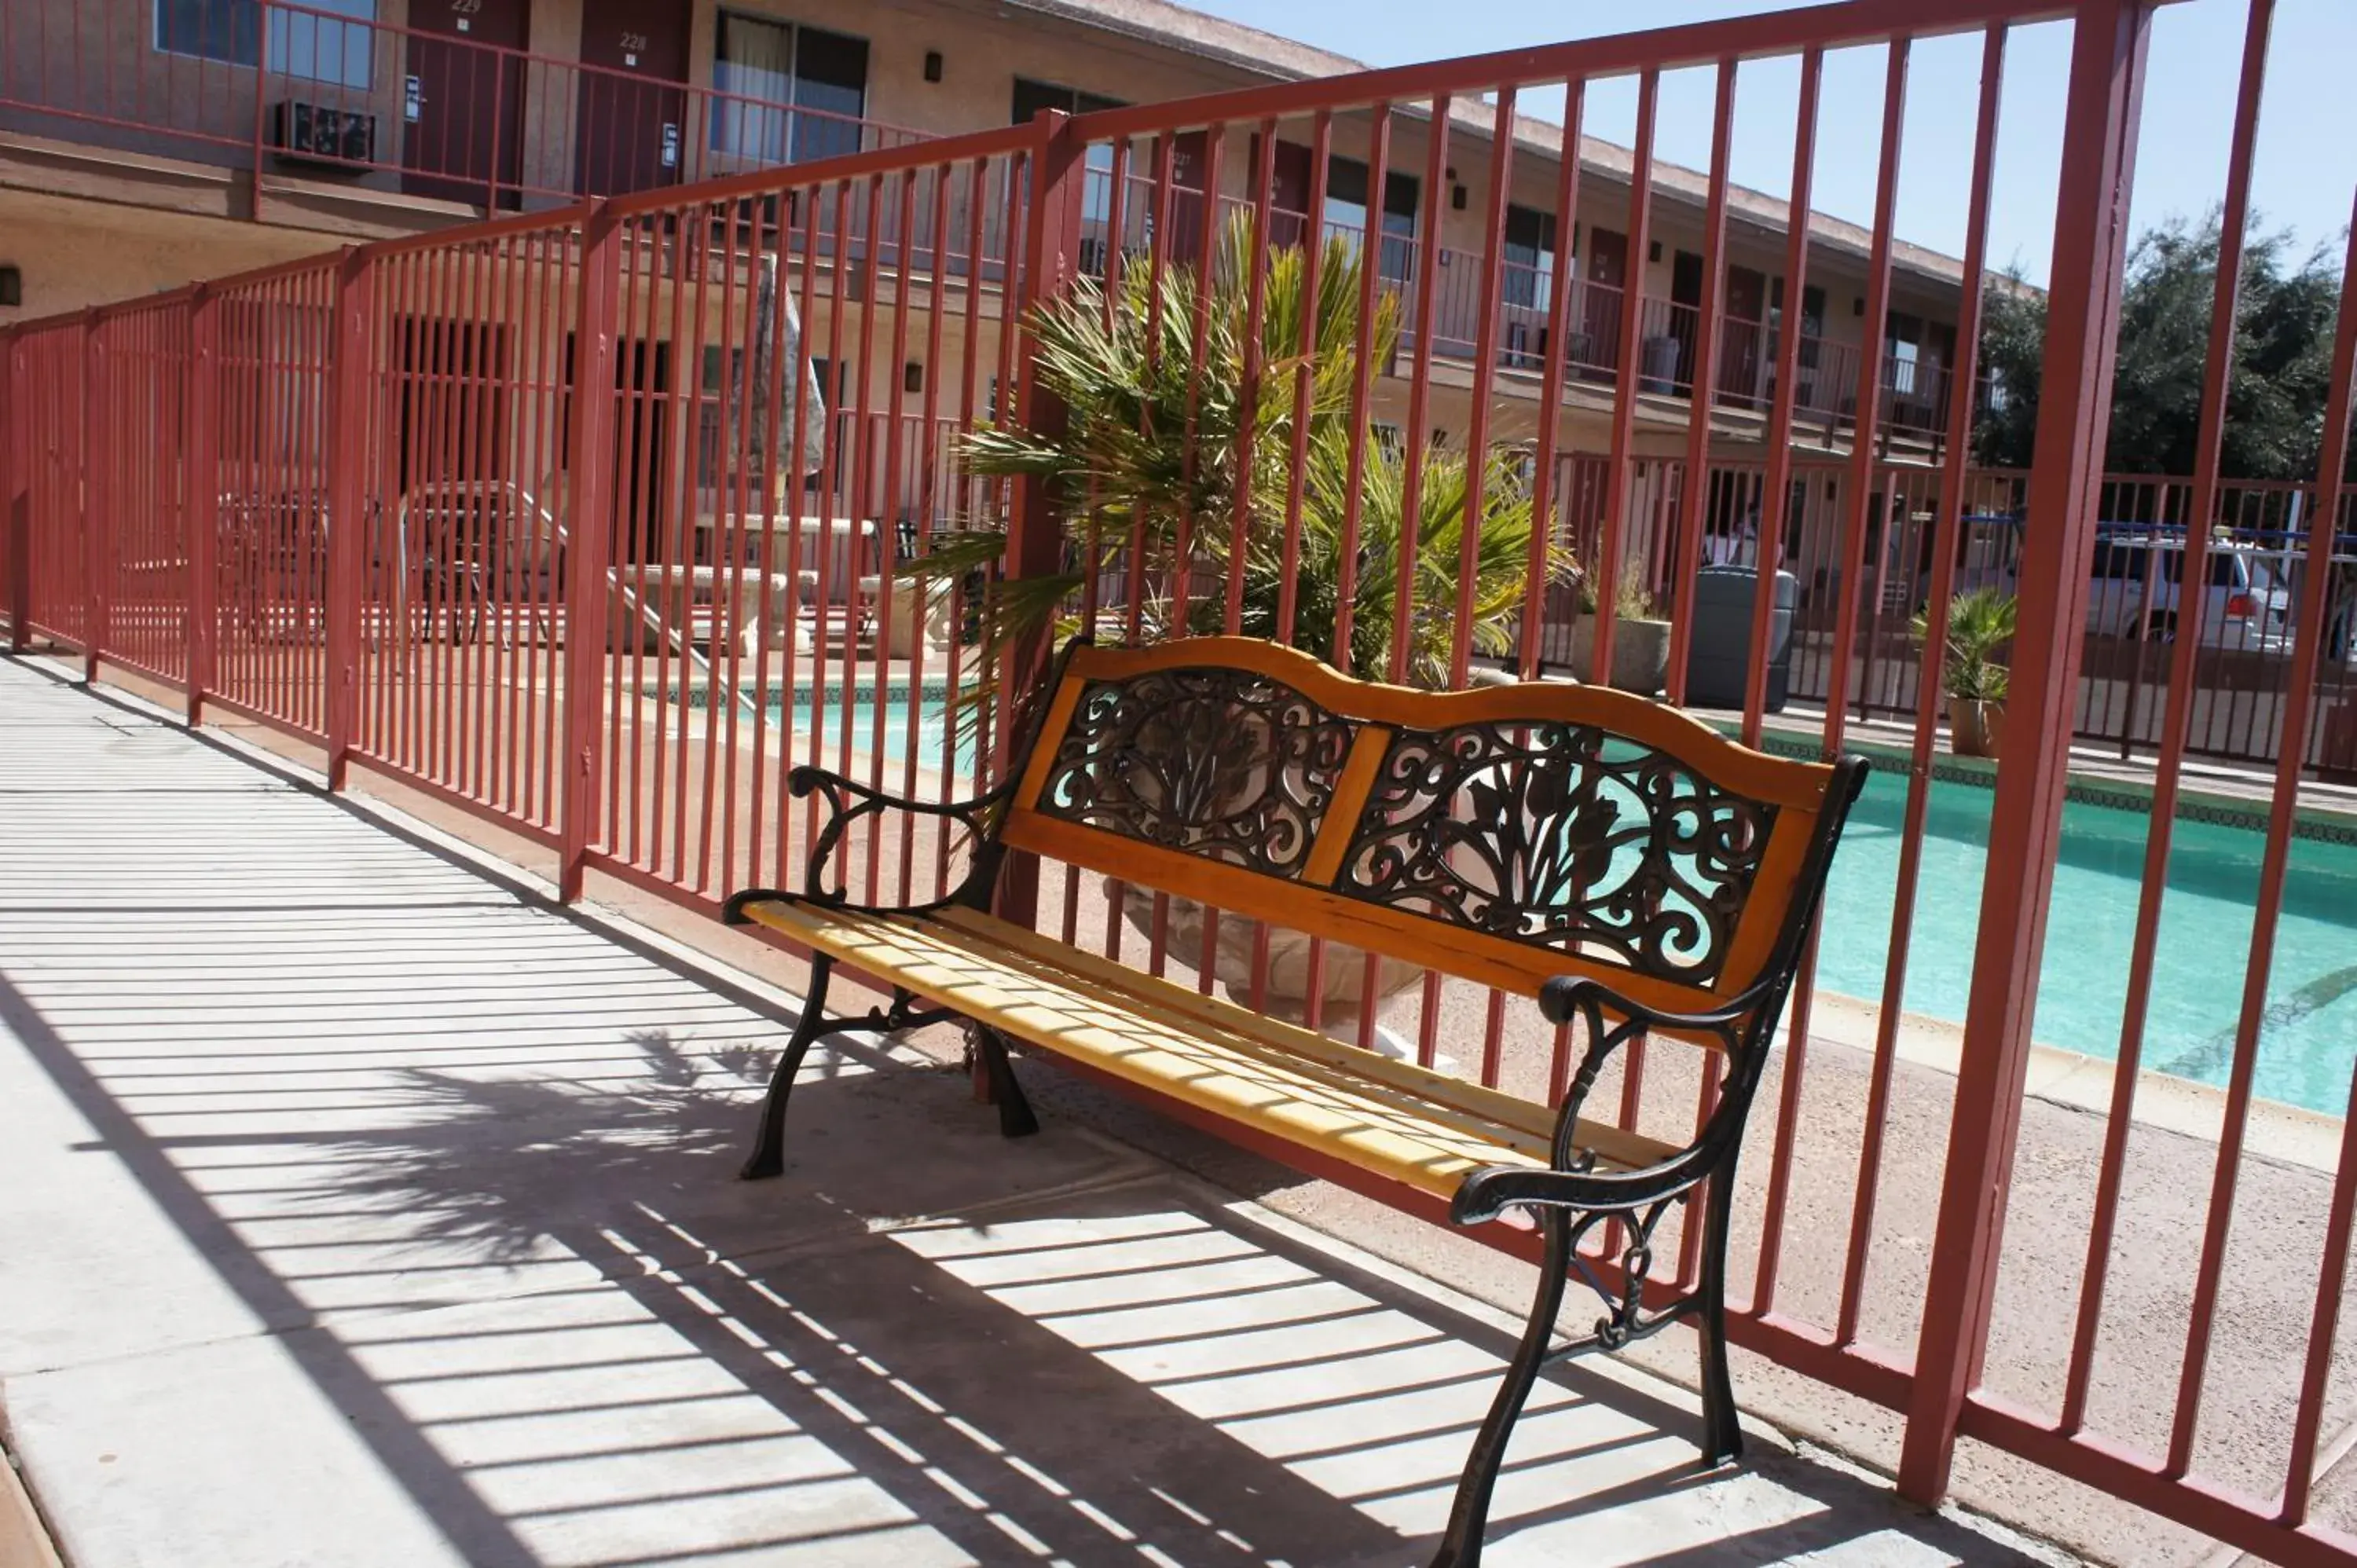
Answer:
[1947,695,2005,758]
[1567,615,1672,696]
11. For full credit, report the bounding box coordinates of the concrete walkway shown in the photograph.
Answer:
[0,656,2069,1568]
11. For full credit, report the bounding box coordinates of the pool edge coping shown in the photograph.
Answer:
[1804,991,2346,1176]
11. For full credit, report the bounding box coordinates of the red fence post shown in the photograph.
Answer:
[1898,0,2154,1504]
[995,109,1087,931]
[324,246,376,789]
[558,200,622,903]
[79,308,104,683]
[2,327,22,655]
[186,284,220,724]
[250,5,270,224]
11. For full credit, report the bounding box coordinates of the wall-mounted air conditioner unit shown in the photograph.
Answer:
[269,101,376,167]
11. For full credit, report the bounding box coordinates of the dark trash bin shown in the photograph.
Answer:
[1684,566,1796,713]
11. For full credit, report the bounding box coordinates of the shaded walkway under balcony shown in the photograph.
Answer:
[0,654,2065,1567]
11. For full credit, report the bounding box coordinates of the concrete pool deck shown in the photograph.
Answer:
[0,654,2073,1568]
[12,647,2357,1568]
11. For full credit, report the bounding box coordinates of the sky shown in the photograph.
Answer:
[1171,0,2357,288]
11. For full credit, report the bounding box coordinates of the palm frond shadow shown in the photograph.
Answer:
[309,1029,778,1263]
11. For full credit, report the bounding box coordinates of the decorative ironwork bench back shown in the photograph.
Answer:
[994,638,1854,1026]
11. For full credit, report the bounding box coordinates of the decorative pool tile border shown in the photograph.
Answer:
[647,676,957,711]
[1747,730,2357,847]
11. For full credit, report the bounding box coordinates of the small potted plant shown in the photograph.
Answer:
[1911,587,2017,758]
[1567,562,1673,696]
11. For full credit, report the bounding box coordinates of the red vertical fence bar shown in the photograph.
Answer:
[1664,59,1736,705]
[187,286,220,722]
[1743,48,1822,748]
[1839,22,2007,1354]
[559,201,621,902]
[2261,189,2357,1536]
[1754,34,1911,1325]
[79,309,103,682]
[2066,0,2274,1445]
[324,248,371,787]
[998,110,1082,931]
[2,326,20,654]
[1591,69,1659,684]
[1902,0,2151,1504]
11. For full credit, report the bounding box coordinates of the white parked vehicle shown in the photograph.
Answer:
[2084,529,2293,653]
[1948,524,2297,653]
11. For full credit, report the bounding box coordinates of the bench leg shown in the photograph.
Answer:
[1431,1207,1573,1568]
[973,1026,1039,1139]
[741,955,836,1181]
[1697,1165,1744,1465]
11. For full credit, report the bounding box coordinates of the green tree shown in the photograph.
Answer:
[1971,267,2046,470]
[1971,210,2348,481]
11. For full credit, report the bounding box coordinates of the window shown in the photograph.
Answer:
[1886,310,1924,397]
[156,0,259,69]
[1012,80,1127,238]
[1324,157,1418,283]
[1772,280,1827,372]
[1010,79,1123,123]
[156,0,373,88]
[712,13,869,166]
[1501,205,1556,310]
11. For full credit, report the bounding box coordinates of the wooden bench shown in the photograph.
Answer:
[724,636,1867,1567]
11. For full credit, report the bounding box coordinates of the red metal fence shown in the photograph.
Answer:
[7,3,2357,1563]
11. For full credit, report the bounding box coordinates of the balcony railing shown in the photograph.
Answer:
[0,0,926,212]
[1076,170,1957,445]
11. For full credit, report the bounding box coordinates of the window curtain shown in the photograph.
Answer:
[713,13,793,163]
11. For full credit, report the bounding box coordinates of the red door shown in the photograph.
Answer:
[401,0,530,205]
[574,0,691,197]
[1167,130,1211,265]
[1721,265,1768,403]
[1581,226,1627,376]
[1267,137,1313,249]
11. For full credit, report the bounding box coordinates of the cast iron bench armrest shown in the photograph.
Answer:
[1450,970,1779,1227]
[721,765,1015,920]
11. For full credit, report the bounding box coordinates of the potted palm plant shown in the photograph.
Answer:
[911,213,1572,1036]
[1567,562,1673,695]
[1911,587,2017,758]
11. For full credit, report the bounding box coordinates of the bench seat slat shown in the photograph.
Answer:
[736,897,1679,1200]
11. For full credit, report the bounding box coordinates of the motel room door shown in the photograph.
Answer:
[574,0,692,197]
[401,0,530,206]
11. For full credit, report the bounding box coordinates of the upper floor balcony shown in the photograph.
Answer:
[0,0,926,218]
[0,0,1962,459]
[1072,170,1963,453]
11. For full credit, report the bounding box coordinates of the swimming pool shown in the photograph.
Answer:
[695,678,2357,1116]
[669,678,969,771]
[1816,766,2357,1116]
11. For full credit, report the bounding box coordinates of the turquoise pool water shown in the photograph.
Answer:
[714,679,2357,1116]
[772,684,965,772]
[669,679,967,770]
[1817,768,2357,1116]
